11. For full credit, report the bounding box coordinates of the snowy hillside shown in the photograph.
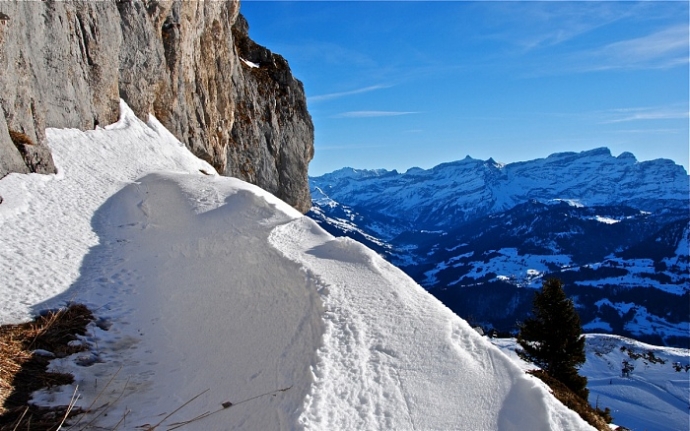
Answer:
[0,102,594,430]
[492,334,690,431]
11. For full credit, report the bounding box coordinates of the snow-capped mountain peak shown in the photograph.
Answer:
[310,147,688,234]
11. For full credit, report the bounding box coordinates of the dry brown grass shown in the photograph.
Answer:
[528,369,615,431]
[0,304,93,430]
[7,130,35,147]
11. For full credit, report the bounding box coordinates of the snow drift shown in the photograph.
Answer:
[0,101,593,430]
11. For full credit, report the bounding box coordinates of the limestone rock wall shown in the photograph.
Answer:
[230,15,314,213]
[0,0,313,212]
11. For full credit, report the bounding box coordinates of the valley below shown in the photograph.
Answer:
[309,149,690,348]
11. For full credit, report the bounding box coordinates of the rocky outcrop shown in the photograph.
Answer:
[0,0,313,212]
[230,15,313,213]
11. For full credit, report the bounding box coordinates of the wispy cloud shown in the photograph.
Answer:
[483,2,688,76]
[605,128,683,135]
[520,24,690,77]
[483,1,635,52]
[310,85,390,103]
[600,104,689,124]
[576,25,689,72]
[332,111,420,119]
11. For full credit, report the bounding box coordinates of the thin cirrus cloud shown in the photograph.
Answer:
[606,128,682,135]
[600,104,689,124]
[483,1,632,52]
[572,25,689,72]
[310,85,390,103]
[332,111,420,119]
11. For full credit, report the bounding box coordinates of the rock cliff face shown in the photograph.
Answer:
[0,0,313,212]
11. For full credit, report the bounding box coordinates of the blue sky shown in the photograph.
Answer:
[240,1,689,176]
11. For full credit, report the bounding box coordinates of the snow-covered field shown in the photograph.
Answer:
[444,247,573,288]
[577,257,689,295]
[492,335,690,431]
[0,102,594,430]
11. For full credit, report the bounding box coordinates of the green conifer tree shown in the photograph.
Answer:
[517,278,588,399]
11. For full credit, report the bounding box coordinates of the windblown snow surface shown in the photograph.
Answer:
[0,101,594,430]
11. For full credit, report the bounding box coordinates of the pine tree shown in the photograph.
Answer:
[517,278,588,399]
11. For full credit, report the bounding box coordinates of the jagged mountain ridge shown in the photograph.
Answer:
[311,148,687,235]
[309,148,690,347]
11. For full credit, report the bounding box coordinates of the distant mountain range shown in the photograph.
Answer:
[308,148,690,347]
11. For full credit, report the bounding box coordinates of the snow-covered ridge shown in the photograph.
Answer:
[0,101,594,430]
[310,147,689,232]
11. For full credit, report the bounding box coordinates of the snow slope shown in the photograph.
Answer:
[0,101,593,430]
[582,335,690,431]
[492,335,690,431]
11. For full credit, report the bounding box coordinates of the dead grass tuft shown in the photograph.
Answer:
[0,304,93,430]
[8,130,35,147]
[528,369,614,431]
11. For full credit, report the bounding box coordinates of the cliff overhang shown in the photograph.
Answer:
[0,0,313,212]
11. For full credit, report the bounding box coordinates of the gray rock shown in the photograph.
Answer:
[0,0,313,212]
[0,114,29,177]
[32,349,55,358]
[229,15,314,212]
[0,1,123,176]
